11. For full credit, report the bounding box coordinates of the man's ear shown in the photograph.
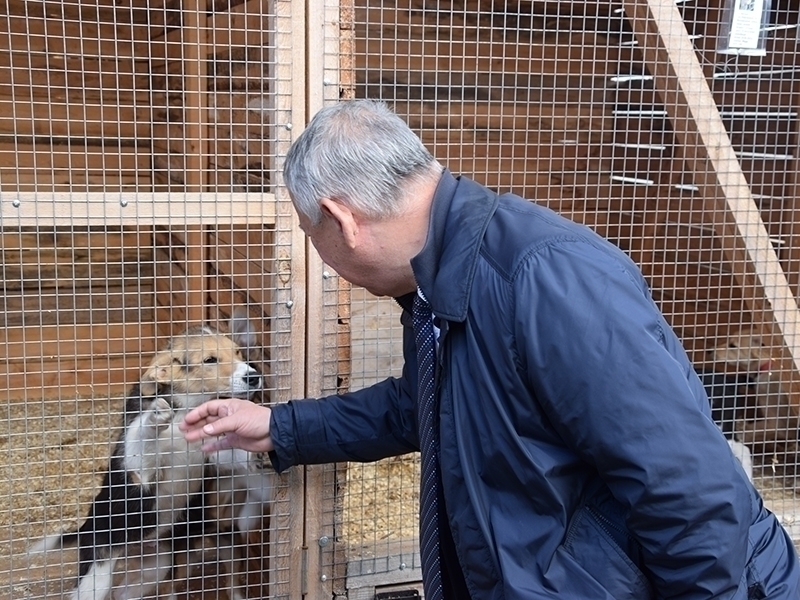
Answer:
[320,197,360,248]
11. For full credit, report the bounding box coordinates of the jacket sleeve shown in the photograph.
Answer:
[514,238,752,599]
[268,308,420,472]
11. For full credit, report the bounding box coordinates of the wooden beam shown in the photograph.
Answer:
[301,1,345,595]
[0,192,277,226]
[183,0,209,192]
[623,0,800,401]
[779,81,800,298]
[265,0,310,597]
[182,0,210,325]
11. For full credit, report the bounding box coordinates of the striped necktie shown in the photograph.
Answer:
[413,289,444,600]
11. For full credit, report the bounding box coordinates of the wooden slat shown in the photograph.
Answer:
[0,14,152,58]
[0,355,145,402]
[0,96,148,139]
[0,191,277,225]
[0,143,146,171]
[0,228,149,249]
[1,261,147,291]
[212,226,275,264]
[181,0,209,326]
[1,322,155,361]
[779,63,800,295]
[643,261,741,302]
[0,51,147,91]
[0,171,148,192]
[209,0,271,50]
[0,289,155,327]
[624,0,800,405]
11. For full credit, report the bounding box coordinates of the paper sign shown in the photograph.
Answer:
[727,0,765,50]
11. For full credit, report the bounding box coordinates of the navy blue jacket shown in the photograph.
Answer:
[270,171,800,598]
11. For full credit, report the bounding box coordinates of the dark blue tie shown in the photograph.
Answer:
[413,289,444,600]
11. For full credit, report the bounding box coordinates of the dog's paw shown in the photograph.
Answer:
[146,397,174,430]
[252,452,271,471]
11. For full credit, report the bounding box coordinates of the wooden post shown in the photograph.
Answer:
[300,0,347,596]
[268,0,310,597]
[182,0,209,327]
[779,79,800,299]
[623,0,800,405]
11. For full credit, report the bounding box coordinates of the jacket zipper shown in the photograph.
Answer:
[586,504,630,544]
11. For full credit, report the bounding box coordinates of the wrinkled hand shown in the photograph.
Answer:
[179,398,273,454]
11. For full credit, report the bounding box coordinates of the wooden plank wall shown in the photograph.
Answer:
[353,0,799,366]
[0,0,154,402]
[0,0,153,192]
[149,0,273,192]
[0,0,280,402]
[0,228,156,401]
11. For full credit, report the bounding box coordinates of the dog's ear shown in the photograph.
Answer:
[228,306,260,352]
[139,356,173,397]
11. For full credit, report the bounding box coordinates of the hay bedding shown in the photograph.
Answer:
[0,398,265,600]
[339,461,800,563]
[0,396,124,552]
[0,396,123,598]
[752,475,800,554]
[342,455,420,552]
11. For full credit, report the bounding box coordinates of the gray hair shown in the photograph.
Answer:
[283,99,441,225]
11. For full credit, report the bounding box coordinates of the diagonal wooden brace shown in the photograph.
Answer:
[623,0,800,408]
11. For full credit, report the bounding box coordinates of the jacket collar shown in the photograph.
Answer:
[409,170,498,322]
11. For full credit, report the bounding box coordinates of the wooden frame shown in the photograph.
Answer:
[0,192,278,226]
[299,0,345,597]
[0,0,311,595]
[624,0,800,404]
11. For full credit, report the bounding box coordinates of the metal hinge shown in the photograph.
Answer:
[375,590,420,600]
[301,545,309,596]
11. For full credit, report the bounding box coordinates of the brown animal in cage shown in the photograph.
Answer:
[29,319,275,600]
[709,330,800,488]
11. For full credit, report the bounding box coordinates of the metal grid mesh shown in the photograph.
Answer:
[0,0,299,597]
[334,0,800,594]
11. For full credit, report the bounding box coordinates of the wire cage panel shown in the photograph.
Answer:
[332,0,800,593]
[0,0,306,597]
[1,0,799,597]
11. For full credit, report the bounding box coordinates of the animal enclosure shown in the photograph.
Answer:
[0,0,317,597]
[337,0,800,596]
[0,0,799,598]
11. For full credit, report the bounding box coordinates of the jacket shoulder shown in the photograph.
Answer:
[480,194,624,281]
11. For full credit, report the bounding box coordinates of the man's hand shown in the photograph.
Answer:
[179,398,273,454]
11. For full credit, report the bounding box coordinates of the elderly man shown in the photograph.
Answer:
[182,99,800,599]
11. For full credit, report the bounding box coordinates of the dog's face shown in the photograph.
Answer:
[710,331,773,374]
[139,326,262,405]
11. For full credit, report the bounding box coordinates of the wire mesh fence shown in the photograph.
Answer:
[0,0,798,598]
[333,0,800,595]
[0,0,302,597]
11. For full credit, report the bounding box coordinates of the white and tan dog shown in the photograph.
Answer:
[31,322,273,600]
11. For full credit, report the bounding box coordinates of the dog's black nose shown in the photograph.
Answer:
[247,373,263,389]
